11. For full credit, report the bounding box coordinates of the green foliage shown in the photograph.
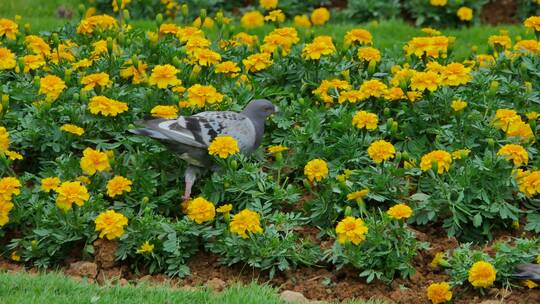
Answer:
[517,0,540,21]
[343,0,402,21]
[404,0,488,28]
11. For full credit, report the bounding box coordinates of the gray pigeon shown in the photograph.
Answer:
[129,99,277,201]
[512,263,540,281]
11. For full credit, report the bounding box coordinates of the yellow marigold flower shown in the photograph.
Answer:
[441,63,471,86]
[72,58,93,70]
[112,0,131,12]
[149,64,181,89]
[267,145,289,154]
[77,15,118,35]
[476,54,495,68]
[304,159,329,182]
[488,35,512,49]
[264,10,286,23]
[451,100,467,112]
[344,28,373,46]
[39,75,67,101]
[190,48,221,67]
[4,150,23,161]
[241,11,264,29]
[506,120,533,141]
[187,84,224,107]
[0,199,14,226]
[25,35,51,57]
[352,111,378,131]
[23,54,45,73]
[523,280,538,289]
[335,216,368,245]
[151,105,178,119]
[457,7,473,21]
[232,32,259,47]
[61,124,85,136]
[526,112,540,121]
[524,16,540,32]
[430,0,447,6]
[360,79,388,98]
[186,197,215,224]
[40,177,61,193]
[302,36,336,60]
[384,87,406,101]
[260,0,278,10]
[107,176,132,198]
[468,261,497,288]
[430,252,445,268]
[136,241,154,254]
[192,17,215,29]
[159,23,179,35]
[88,96,128,117]
[261,27,299,55]
[387,203,413,220]
[347,189,369,202]
[176,26,204,43]
[422,27,442,36]
[515,40,540,55]
[0,18,18,40]
[243,53,273,72]
[294,15,311,28]
[0,127,10,152]
[208,136,240,158]
[410,71,440,92]
[311,7,330,26]
[426,282,452,304]
[404,36,450,58]
[0,177,22,203]
[518,170,540,196]
[81,72,112,91]
[451,149,471,160]
[497,144,528,166]
[357,47,381,63]
[120,59,148,84]
[10,251,20,262]
[493,109,520,130]
[0,47,16,70]
[367,140,396,163]
[230,209,263,238]
[95,210,128,240]
[339,90,366,104]
[55,181,89,211]
[420,150,452,174]
[215,61,240,76]
[216,204,233,213]
[80,147,111,176]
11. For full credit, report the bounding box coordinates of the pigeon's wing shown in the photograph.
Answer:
[186,111,257,151]
[512,263,540,281]
[131,118,208,149]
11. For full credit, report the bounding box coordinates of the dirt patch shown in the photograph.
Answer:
[481,0,518,25]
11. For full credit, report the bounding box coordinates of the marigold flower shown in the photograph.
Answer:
[186,197,215,224]
[426,282,452,304]
[23,54,45,73]
[77,15,118,35]
[523,280,538,289]
[267,145,289,154]
[517,170,540,196]
[0,18,18,40]
[352,111,378,130]
[190,48,221,66]
[0,177,22,203]
[232,32,259,47]
[302,36,336,60]
[0,47,16,70]
[241,11,264,29]
[387,203,413,220]
[311,7,330,26]
[335,216,368,245]
[4,150,23,161]
[451,149,471,160]
[294,15,311,28]
[208,136,240,158]
[506,120,534,142]
[95,210,128,240]
[230,209,263,238]
[411,71,440,92]
[514,40,540,55]
[357,47,381,63]
[136,241,154,254]
[25,35,51,57]
[151,105,178,119]
[120,60,148,84]
[451,100,467,112]
[441,63,471,86]
[488,35,512,49]
[80,147,111,176]
[264,10,286,23]
[159,23,179,35]
[493,109,520,130]
[216,204,233,213]
[430,0,447,6]
[304,159,329,182]
[112,0,131,12]
[0,200,14,226]
[404,36,450,58]
[55,181,89,211]
[215,61,240,76]
[39,75,67,101]
[149,64,181,89]
[10,251,20,262]
[339,90,365,104]
[430,252,445,268]
[192,17,215,29]
[468,261,497,288]
[0,127,10,152]
[61,124,85,136]
[347,189,369,202]
[88,96,128,117]
[497,144,528,166]
[524,16,540,32]
[41,177,61,193]
[81,72,112,91]
[107,176,132,198]
[420,150,452,174]
[260,0,278,10]
[367,140,396,163]
[457,7,473,21]
[360,79,388,98]
[243,52,273,72]
[344,28,372,46]
[187,84,224,107]
[384,87,406,101]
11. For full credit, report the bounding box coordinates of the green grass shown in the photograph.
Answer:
[0,271,388,304]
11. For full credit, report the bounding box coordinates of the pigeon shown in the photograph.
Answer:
[129,99,277,201]
[512,263,540,282]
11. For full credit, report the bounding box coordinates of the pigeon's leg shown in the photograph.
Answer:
[183,166,200,202]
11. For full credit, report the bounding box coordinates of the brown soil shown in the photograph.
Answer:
[1,225,539,304]
[480,0,518,25]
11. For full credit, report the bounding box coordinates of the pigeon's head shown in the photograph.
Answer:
[243,99,277,120]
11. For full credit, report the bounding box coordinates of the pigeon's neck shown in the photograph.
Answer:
[243,112,265,149]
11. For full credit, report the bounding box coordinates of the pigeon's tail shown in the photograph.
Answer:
[512,264,540,281]
[128,128,169,140]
